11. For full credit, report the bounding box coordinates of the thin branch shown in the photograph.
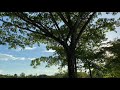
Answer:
[65,30,71,43]
[33,12,54,33]
[14,12,63,37]
[49,12,64,39]
[15,25,40,34]
[57,12,71,29]
[65,12,71,23]
[49,12,61,31]
[14,13,51,33]
[74,12,84,30]
[14,12,50,34]
[75,12,96,45]
[65,13,84,44]
[65,12,73,42]
[0,18,41,34]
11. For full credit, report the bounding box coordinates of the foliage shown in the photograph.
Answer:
[29,12,119,68]
[101,39,120,77]
[0,72,89,78]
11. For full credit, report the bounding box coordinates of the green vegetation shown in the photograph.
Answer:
[0,12,120,78]
[0,72,89,78]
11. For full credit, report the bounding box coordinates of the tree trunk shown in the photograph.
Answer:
[63,27,77,78]
[66,48,77,78]
[74,58,77,77]
[88,62,92,78]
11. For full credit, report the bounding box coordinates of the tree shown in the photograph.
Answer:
[101,39,120,77]
[14,74,18,78]
[0,12,119,78]
[76,44,105,78]
[20,72,25,78]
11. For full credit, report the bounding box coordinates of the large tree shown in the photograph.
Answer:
[0,12,119,78]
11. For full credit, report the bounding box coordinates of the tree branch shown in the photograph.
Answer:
[49,12,61,31]
[65,13,89,43]
[65,12,73,42]
[57,12,72,29]
[0,18,42,34]
[49,12,64,39]
[14,12,50,34]
[75,12,96,44]
[65,12,71,23]
[1,13,66,47]
[73,12,84,30]
[15,12,66,46]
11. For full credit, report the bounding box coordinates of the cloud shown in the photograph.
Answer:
[15,46,37,51]
[25,47,37,50]
[44,49,55,53]
[0,53,34,61]
[0,53,16,61]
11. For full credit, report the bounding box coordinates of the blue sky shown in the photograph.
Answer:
[0,12,120,76]
[0,44,59,75]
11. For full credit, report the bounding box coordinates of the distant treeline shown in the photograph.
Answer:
[0,72,90,78]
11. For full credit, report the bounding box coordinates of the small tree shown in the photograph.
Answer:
[14,74,18,78]
[20,73,25,78]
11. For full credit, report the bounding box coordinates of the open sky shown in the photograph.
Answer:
[0,44,59,75]
[0,12,120,76]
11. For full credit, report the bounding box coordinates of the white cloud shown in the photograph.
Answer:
[44,49,55,53]
[25,47,37,50]
[0,53,34,61]
[15,46,37,51]
[0,53,16,61]
[27,58,35,60]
